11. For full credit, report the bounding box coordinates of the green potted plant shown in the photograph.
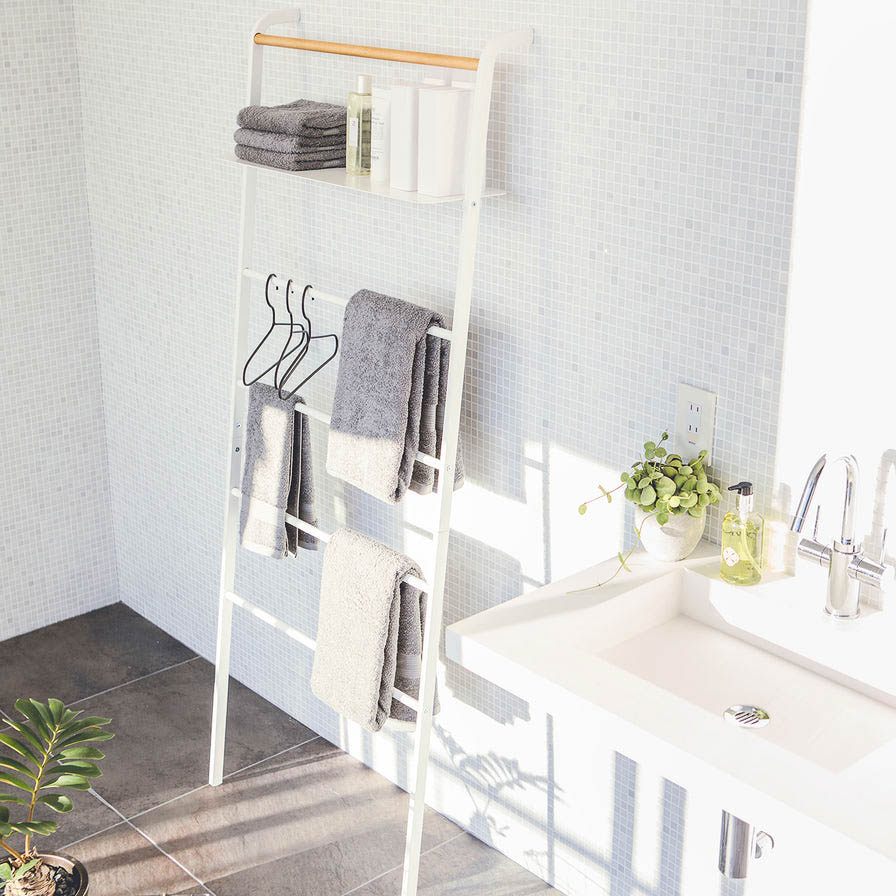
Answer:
[0,699,113,896]
[578,432,721,584]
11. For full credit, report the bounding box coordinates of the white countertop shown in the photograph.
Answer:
[446,542,896,865]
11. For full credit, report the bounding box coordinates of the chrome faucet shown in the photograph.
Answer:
[789,454,889,618]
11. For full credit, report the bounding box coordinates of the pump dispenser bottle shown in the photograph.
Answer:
[720,481,764,585]
[346,74,372,175]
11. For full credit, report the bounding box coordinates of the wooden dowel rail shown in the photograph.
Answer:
[253,34,480,71]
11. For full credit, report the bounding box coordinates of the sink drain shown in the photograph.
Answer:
[723,705,770,728]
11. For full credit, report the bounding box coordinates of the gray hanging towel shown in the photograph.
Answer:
[326,289,464,504]
[236,98,347,137]
[239,383,318,557]
[310,527,438,732]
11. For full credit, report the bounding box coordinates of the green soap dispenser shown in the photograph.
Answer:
[720,481,764,585]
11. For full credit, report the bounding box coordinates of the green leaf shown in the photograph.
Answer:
[54,729,114,751]
[654,446,667,458]
[639,485,657,506]
[657,511,670,525]
[620,472,629,483]
[10,820,58,836]
[655,476,676,497]
[0,734,41,767]
[0,771,32,793]
[688,507,704,518]
[0,794,29,806]
[644,447,655,460]
[644,441,656,453]
[15,699,51,742]
[668,496,681,508]
[58,746,105,761]
[43,773,90,790]
[0,822,12,838]
[631,488,641,504]
[679,465,692,476]
[618,552,632,573]
[0,806,7,823]
[47,699,66,726]
[46,761,101,779]
[599,485,613,504]
[637,477,650,489]
[58,717,112,736]
[0,863,11,881]
[36,794,74,813]
[4,719,44,755]
[577,503,587,515]
[13,858,42,880]
[0,757,37,780]
[29,700,55,736]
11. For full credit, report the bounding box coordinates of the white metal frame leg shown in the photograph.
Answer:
[208,8,300,787]
[398,28,534,896]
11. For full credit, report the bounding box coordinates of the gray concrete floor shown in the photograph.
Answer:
[0,604,556,895]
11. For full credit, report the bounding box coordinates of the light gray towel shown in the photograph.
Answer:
[235,144,345,172]
[239,383,318,557]
[310,527,438,732]
[234,127,344,154]
[237,98,346,137]
[327,290,465,504]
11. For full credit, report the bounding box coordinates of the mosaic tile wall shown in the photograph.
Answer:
[0,0,118,640]
[69,1,807,892]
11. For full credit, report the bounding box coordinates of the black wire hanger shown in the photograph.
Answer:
[242,273,308,387]
[275,283,339,400]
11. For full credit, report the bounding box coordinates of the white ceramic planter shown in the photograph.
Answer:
[635,507,706,562]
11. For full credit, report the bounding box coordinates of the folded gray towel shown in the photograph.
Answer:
[237,98,346,137]
[234,127,344,154]
[235,144,345,172]
[327,290,464,504]
[239,383,318,557]
[310,527,438,732]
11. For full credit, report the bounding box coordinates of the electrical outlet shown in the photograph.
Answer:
[674,383,716,463]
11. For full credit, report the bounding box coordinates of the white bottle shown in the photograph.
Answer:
[417,86,473,197]
[370,87,391,184]
[390,83,420,191]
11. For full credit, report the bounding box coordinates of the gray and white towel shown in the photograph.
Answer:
[310,527,438,732]
[239,382,318,557]
[235,144,345,172]
[234,127,343,154]
[326,289,464,504]
[237,98,346,137]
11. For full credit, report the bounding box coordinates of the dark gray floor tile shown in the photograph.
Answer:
[0,602,196,708]
[61,822,205,896]
[80,658,315,818]
[349,831,559,895]
[133,737,461,896]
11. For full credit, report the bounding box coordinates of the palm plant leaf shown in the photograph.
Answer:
[0,698,113,862]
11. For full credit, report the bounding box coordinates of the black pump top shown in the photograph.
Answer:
[728,481,754,496]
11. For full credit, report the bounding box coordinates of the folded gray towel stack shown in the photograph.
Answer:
[310,527,438,732]
[239,382,318,557]
[234,99,346,172]
[326,289,465,504]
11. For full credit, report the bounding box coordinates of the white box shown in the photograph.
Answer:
[389,83,420,192]
[417,86,473,197]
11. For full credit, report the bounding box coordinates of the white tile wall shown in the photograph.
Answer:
[8,0,809,892]
[0,0,117,639]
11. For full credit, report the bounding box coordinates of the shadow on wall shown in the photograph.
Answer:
[442,530,531,725]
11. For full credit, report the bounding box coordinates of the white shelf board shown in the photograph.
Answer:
[222,153,505,204]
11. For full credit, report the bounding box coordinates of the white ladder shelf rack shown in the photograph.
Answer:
[208,11,533,896]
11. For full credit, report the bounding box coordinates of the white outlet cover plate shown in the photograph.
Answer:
[674,383,716,464]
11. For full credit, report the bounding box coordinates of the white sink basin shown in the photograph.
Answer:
[582,571,896,772]
[446,544,896,866]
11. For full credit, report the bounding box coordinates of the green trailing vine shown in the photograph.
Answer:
[573,431,722,590]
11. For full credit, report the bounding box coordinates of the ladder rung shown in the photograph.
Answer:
[292,402,441,470]
[230,488,430,594]
[242,268,454,342]
[225,590,421,712]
